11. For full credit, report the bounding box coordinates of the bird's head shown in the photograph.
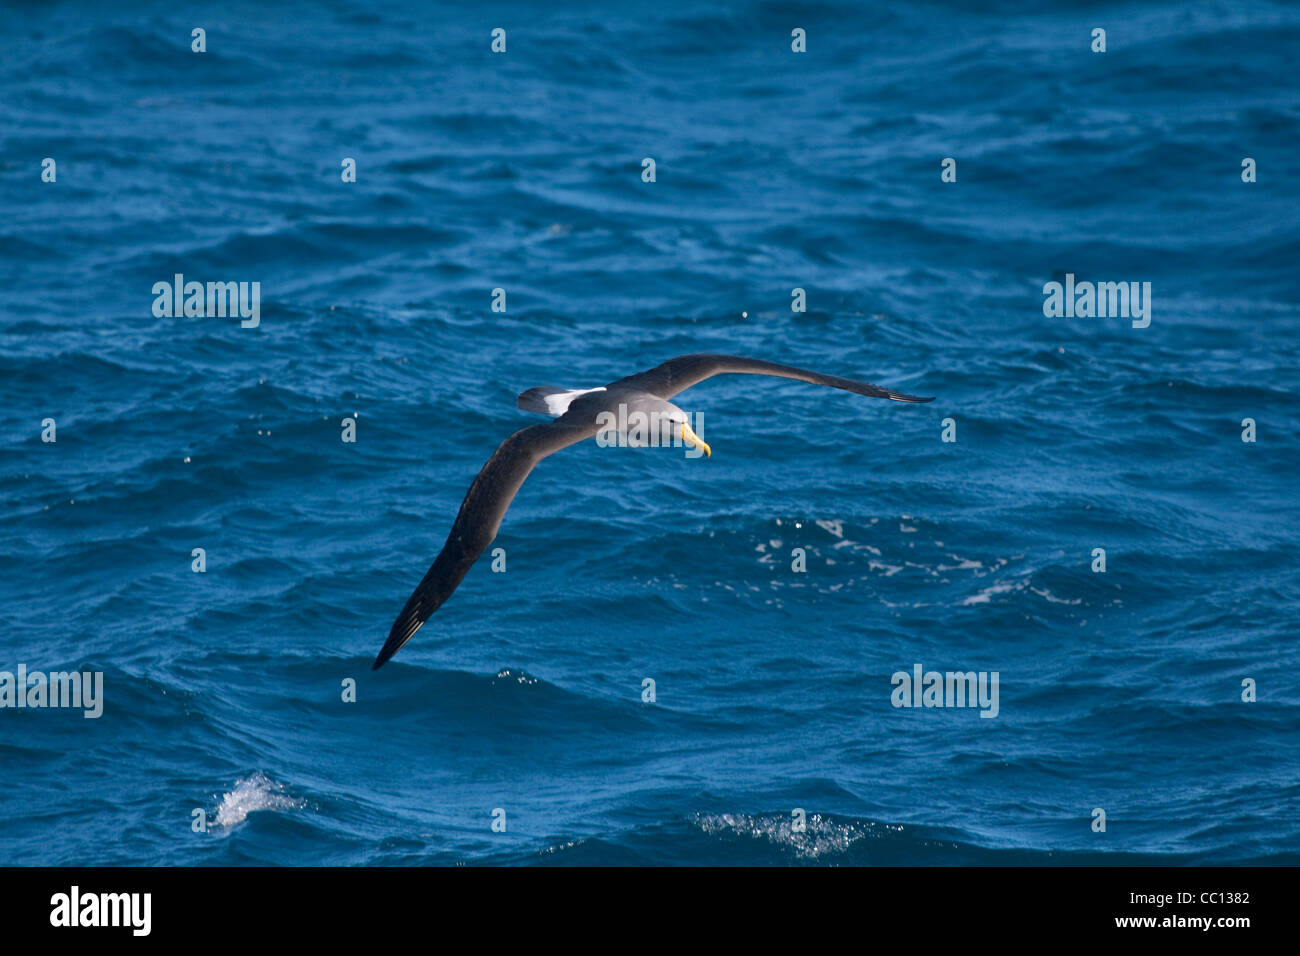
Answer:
[597,396,711,458]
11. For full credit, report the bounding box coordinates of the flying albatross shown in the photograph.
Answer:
[373,353,932,669]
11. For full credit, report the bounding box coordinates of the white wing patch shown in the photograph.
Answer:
[518,385,607,417]
[543,386,605,416]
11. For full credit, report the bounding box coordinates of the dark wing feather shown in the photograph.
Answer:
[607,353,933,403]
[373,415,599,669]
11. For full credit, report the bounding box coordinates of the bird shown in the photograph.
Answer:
[372,353,933,669]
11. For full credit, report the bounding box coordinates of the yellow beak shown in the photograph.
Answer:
[681,422,711,458]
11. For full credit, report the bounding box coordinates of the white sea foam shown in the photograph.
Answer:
[961,580,1017,605]
[937,555,983,571]
[494,668,539,686]
[212,772,302,829]
[962,576,1082,607]
[695,811,888,859]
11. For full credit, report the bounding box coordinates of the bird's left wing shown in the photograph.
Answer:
[608,353,933,403]
[373,413,601,669]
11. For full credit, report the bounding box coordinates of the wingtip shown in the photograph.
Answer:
[371,639,400,670]
[373,616,424,671]
[371,634,399,670]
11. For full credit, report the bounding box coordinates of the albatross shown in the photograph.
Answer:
[373,353,932,669]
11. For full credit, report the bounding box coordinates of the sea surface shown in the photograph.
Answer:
[2,0,1298,865]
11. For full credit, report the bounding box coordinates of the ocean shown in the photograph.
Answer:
[1,0,1298,865]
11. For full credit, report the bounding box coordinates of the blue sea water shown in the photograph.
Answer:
[1,0,1299,866]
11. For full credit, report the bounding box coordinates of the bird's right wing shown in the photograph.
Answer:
[373,413,600,669]
[608,353,933,403]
